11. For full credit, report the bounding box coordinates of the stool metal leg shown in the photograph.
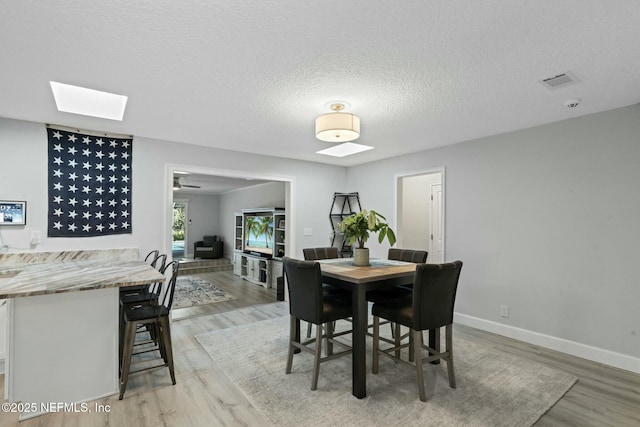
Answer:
[119,320,137,400]
[159,317,176,385]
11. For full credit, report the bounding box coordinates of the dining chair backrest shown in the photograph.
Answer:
[412,261,463,331]
[144,250,160,263]
[303,247,339,261]
[283,257,323,324]
[388,248,428,264]
[159,260,179,311]
[151,253,168,271]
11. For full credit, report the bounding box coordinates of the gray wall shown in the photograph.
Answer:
[2,105,639,373]
[173,192,221,257]
[347,104,640,371]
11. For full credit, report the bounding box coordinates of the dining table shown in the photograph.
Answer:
[317,257,417,399]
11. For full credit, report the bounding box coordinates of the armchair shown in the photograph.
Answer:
[193,235,223,259]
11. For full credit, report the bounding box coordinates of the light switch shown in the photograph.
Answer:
[303,228,312,236]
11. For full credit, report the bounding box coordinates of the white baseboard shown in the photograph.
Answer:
[454,312,640,374]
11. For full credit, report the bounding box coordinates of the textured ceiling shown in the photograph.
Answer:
[1,1,640,167]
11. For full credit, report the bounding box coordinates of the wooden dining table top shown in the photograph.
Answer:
[317,258,417,284]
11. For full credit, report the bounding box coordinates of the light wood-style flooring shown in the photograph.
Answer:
[1,270,638,426]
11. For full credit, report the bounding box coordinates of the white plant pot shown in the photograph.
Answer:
[353,248,370,266]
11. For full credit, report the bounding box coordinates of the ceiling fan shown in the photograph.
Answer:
[173,176,200,189]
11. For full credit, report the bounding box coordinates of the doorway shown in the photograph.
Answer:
[396,169,444,263]
[172,200,188,259]
[164,164,295,263]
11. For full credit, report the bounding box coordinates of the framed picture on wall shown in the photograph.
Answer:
[0,200,27,226]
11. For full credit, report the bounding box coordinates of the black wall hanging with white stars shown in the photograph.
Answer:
[47,126,133,237]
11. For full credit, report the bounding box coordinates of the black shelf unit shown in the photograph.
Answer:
[329,192,361,257]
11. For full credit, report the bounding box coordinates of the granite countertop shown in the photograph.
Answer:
[0,259,165,299]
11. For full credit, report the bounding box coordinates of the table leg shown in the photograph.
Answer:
[352,285,367,398]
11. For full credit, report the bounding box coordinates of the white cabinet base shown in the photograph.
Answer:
[233,252,281,289]
[5,288,119,419]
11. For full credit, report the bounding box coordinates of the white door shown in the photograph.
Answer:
[429,183,443,263]
[397,170,444,262]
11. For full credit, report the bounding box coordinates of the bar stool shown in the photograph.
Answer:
[120,253,167,306]
[119,260,179,399]
[119,251,165,296]
[118,253,168,362]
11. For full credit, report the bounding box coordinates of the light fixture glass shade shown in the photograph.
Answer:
[315,112,360,142]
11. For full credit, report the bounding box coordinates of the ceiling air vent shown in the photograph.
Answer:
[539,71,579,89]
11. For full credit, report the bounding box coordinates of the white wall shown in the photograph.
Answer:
[0,117,347,264]
[219,182,286,259]
[347,104,640,372]
[0,120,141,252]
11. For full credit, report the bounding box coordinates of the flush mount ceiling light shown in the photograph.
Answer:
[50,81,128,121]
[316,142,374,157]
[315,103,360,142]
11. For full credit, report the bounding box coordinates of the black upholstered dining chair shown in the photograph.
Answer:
[366,248,428,303]
[389,248,428,292]
[302,247,351,338]
[388,248,428,264]
[283,257,352,390]
[365,248,428,338]
[302,247,339,261]
[119,260,179,399]
[371,261,463,401]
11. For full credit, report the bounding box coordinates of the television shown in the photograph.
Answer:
[0,200,26,226]
[243,214,274,257]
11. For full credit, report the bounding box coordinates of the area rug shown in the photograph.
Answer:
[195,315,576,427]
[173,275,237,309]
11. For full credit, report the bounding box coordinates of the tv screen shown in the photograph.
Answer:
[0,200,26,226]
[244,215,274,256]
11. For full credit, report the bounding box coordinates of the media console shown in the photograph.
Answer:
[234,251,282,288]
[233,207,285,288]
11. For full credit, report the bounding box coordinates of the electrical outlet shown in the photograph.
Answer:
[500,305,509,318]
[30,230,42,245]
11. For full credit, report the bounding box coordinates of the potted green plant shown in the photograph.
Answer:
[338,209,396,266]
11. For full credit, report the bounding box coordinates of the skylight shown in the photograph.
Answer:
[316,142,374,157]
[50,81,128,121]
